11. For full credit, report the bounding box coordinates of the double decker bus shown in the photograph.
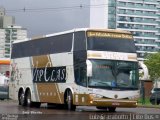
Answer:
[9,28,139,111]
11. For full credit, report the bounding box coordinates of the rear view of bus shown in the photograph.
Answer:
[85,30,139,111]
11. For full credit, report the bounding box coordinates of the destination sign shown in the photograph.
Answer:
[87,31,133,39]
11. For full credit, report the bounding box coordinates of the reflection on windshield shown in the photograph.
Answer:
[88,60,139,90]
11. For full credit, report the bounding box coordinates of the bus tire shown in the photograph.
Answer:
[26,90,33,107]
[65,90,76,111]
[32,102,41,108]
[19,91,26,106]
[96,106,107,110]
[108,107,116,112]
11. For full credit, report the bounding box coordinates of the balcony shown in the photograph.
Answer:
[117,13,158,20]
[156,33,160,36]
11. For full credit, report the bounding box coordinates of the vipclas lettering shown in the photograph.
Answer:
[32,66,66,83]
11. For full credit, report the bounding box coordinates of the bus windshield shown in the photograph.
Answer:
[88,59,139,90]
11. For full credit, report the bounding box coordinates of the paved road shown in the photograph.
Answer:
[0,100,160,120]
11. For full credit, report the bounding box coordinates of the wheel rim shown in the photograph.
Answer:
[27,92,31,107]
[27,97,31,106]
[20,93,24,105]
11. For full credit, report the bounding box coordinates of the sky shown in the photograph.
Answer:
[0,0,90,37]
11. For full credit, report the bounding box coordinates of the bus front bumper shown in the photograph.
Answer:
[89,99,137,108]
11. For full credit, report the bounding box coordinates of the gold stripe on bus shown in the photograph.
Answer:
[91,99,137,107]
[32,55,50,68]
[128,55,137,60]
[73,94,137,107]
[87,53,102,58]
[88,29,131,34]
[47,55,63,104]
[73,94,93,106]
[32,55,63,104]
[36,83,64,103]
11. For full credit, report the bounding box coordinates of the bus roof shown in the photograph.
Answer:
[13,28,132,44]
[0,58,10,65]
[46,28,132,37]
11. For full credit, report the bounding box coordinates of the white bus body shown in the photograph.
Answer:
[9,28,139,111]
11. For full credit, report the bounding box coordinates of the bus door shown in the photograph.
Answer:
[74,63,88,105]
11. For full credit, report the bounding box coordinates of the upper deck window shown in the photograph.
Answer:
[11,33,73,58]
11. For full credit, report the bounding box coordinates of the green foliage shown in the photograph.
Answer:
[138,97,151,105]
[144,52,160,81]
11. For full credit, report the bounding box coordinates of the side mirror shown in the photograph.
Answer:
[86,60,92,77]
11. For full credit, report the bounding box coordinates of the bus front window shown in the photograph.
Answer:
[88,60,139,90]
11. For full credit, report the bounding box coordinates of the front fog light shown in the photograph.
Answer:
[90,100,93,104]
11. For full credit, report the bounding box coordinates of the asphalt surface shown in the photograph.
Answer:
[0,100,160,120]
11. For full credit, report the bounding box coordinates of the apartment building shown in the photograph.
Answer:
[108,0,159,60]
[0,7,27,58]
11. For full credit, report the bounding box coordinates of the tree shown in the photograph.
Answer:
[144,52,160,81]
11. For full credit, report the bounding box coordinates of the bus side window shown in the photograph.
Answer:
[75,68,80,84]
[80,67,87,87]
[75,67,87,87]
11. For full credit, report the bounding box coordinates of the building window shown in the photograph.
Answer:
[136,10,143,14]
[136,3,143,7]
[127,10,134,14]
[127,2,135,6]
[129,17,134,22]
[136,17,143,22]
[118,2,126,6]
[109,0,116,6]
[118,16,127,21]
[117,23,127,28]
[108,22,116,29]
[119,9,126,14]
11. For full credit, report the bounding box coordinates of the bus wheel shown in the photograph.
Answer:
[19,91,26,106]
[65,90,76,111]
[32,102,41,108]
[108,107,116,112]
[96,106,107,110]
[26,90,32,107]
